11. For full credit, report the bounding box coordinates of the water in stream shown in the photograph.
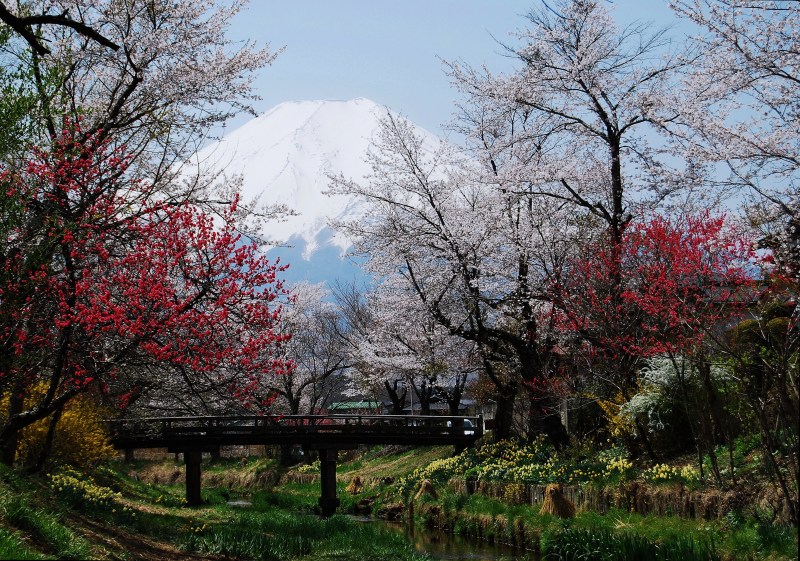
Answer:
[357,517,540,561]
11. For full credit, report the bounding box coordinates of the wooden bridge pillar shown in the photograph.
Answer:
[318,448,340,517]
[185,450,203,506]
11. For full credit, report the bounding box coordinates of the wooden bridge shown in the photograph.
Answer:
[107,414,483,516]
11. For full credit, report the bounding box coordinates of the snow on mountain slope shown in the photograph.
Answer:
[193,98,442,263]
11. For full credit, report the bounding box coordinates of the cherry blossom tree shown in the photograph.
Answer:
[346,279,478,416]
[446,0,689,245]
[0,0,119,55]
[264,283,351,417]
[670,0,799,278]
[332,112,579,443]
[0,124,291,465]
[1,0,280,225]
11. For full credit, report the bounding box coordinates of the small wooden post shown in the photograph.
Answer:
[318,448,339,517]
[185,450,203,506]
[124,448,134,462]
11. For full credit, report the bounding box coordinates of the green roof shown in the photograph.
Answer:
[328,401,381,410]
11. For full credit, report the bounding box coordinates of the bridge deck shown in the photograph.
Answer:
[108,414,483,516]
[108,414,483,450]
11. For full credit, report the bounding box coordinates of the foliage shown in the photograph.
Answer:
[543,526,719,561]
[48,467,136,521]
[556,213,754,361]
[178,501,429,561]
[395,439,701,493]
[1,493,94,559]
[0,526,41,560]
[642,463,701,486]
[297,459,320,474]
[0,383,115,468]
[0,30,41,162]
[0,122,292,462]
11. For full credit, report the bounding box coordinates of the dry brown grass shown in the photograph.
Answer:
[539,483,575,518]
[345,476,363,495]
[413,479,438,501]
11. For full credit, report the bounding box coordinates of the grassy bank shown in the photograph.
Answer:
[278,445,797,561]
[0,459,430,561]
[0,446,797,560]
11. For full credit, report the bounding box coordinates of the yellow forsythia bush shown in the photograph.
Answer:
[0,383,115,468]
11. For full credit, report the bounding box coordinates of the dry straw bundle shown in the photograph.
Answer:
[540,483,576,518]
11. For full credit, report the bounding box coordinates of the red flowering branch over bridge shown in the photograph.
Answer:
[0,122,292,464]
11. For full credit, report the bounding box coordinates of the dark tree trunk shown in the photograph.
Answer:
[527,392,569,449]
[492,390,516,441]
[279,444,295,466]
[414,382,434,416]
[445,377,465,416]
[383,380,407,415]
[32,406,64,473]
[1,379,26,466]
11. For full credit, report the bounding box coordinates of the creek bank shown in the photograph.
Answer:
[367,479,758,558]
[360,515,540,561]
[447,478,766,522]
[127,460,283,491]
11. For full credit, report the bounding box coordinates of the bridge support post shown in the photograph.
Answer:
[185,450,203,506]
[318,448,339,517]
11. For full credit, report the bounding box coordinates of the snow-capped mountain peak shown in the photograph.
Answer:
[194,98,440,262]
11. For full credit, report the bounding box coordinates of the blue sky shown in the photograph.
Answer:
[225,0,685,138]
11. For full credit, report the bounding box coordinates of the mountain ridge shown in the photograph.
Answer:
[194,97,442,285]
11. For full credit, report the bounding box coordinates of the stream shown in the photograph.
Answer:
[352,516,541,561]
[227,501,540,560]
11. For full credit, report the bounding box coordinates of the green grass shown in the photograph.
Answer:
[106,450,799,561]
[542,526,719,561]
[0,526,43,560]
[65,462,431,561]
[1,494,95,560]
[0,450,796,561]
[179,508,431,561]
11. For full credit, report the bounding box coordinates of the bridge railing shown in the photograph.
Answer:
[106,414,483,442]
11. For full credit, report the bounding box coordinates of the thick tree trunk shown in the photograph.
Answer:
[279,444,295,466]
[527,392,569,449]
[492,390,516,442]
[0,379,26,466]
[446,382,464,416]
[413,381,434,416]
[383,380,407,415]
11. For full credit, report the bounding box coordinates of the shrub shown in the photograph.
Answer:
[0,383,115,468]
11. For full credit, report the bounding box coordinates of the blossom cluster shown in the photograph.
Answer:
[48,468,135,518]
[297,460,320,474]
[602,457,635,481]
[642,463,700,484]
[395,440,703,494]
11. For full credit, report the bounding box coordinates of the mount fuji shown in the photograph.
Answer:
[193,98,442,286]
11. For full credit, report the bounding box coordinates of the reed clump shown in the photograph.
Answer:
[539,483,575,518]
